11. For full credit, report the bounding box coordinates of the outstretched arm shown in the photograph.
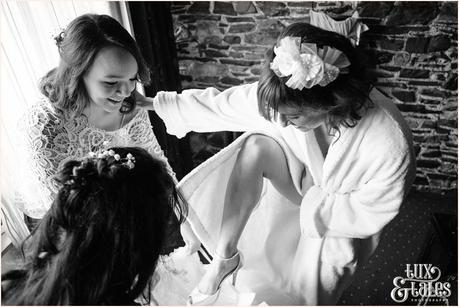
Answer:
[138,83,270,138]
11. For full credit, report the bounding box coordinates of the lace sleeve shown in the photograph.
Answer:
[14,100,65,219]
[125,110,177,181]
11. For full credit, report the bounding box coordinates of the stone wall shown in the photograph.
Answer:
[170,1,458,193]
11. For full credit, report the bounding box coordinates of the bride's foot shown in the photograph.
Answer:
[187,251,243,305]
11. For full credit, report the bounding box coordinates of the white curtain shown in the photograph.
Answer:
[0,1,132,248]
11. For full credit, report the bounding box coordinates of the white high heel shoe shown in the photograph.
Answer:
[187,250,244,305]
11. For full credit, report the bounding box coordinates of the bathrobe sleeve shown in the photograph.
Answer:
[153,82,269,138]
[300,113,416,239]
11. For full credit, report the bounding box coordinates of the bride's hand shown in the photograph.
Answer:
[133,89,155,111]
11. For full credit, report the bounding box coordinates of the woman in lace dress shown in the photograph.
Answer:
[3,147,185,305]
[14,14,202,304]
[137,12,416,305]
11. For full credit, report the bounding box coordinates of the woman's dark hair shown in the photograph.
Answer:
[39,14,150,116]
[1,147,185,305]
[257,22,374,134]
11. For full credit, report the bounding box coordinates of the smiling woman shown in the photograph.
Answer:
[9,13,203,304]
[82,46,139,130]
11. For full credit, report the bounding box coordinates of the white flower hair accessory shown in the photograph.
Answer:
[270,36,351,90]
[88,149,136,170]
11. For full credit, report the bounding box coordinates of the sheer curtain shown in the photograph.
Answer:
[0,1,132,247]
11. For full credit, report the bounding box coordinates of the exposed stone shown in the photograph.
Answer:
[375,82,408,89]
[234,1,257,14]
[438,119,458,128]
[178,14,221,22]
[223,35,241,44]
[250,67,262,75]
[420,99,441,105]
[245,77,259,83]
[256,2,289,17]
[443,73,458,91]
[220,76,243,85]
[417,159,441,169]
[229,51,244,58]
[378,38,405,51]
[396,103,425,112]
[408,80,442,86]
[414,175,429,186]
[228,23,256,33]
[399,68,430,79]
[196,21,222,43]
[405,37,430,53]
[379,65,402,72]
[208,43,229,50]
[427,35,451,52]
[392,90,416,102]
[385,2,439,26]
[404,118,420,129]
[226,17,254,23]
[245,31,279,46]
[287,2,314,8]
[422,150,442,158]
[195,76,220,83]
[427,173,457,188]
[366,25,410,35]
[421,88,449,98]
[436,2,458,23]
[188,2,210,13]
[213,2,236,15]
[373,69,394,78]
[358,2,394,18]
[232,46,268,53]
[421,120,437,129]
[393,52,411,66]
[232,71,249,77]
[203,36,222,45]
[220,58,261,66]
[401,26,431,33]
[204,49,227,57]
[180,60,229,77]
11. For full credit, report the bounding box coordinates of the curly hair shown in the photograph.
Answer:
[39,14,150,117]
[1,147,186,305]
[257,22,374,135]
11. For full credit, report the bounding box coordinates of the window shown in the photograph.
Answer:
[0,1,131,248]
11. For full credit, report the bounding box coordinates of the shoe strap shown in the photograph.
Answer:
[213,250,239,261]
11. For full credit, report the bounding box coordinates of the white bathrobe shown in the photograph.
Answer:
[153,82,416,305]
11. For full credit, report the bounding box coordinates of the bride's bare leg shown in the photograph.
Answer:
[198,134,302,294]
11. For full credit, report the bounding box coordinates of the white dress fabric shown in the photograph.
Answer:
[13,97,204,305]
[154,82,416,305]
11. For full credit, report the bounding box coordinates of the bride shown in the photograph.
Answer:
[138,11,416,305]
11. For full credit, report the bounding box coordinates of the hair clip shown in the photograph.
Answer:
[86,150,136,170]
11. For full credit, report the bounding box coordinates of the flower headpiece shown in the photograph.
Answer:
[270,37,350,90]
[270,11,368,90]
[87,149,136,170]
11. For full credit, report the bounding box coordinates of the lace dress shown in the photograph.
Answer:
[15,98,174,219]
[13,97,203,305]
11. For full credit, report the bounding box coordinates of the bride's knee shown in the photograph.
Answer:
[241,134,283,162]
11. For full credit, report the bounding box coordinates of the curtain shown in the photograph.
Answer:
[0,1,129,248]
[128,2,193,180]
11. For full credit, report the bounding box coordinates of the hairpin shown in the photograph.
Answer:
[87,150,136,170]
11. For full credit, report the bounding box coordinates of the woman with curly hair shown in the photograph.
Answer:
[2,147,186,305]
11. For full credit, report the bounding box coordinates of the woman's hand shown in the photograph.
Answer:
[133,89,155,111]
